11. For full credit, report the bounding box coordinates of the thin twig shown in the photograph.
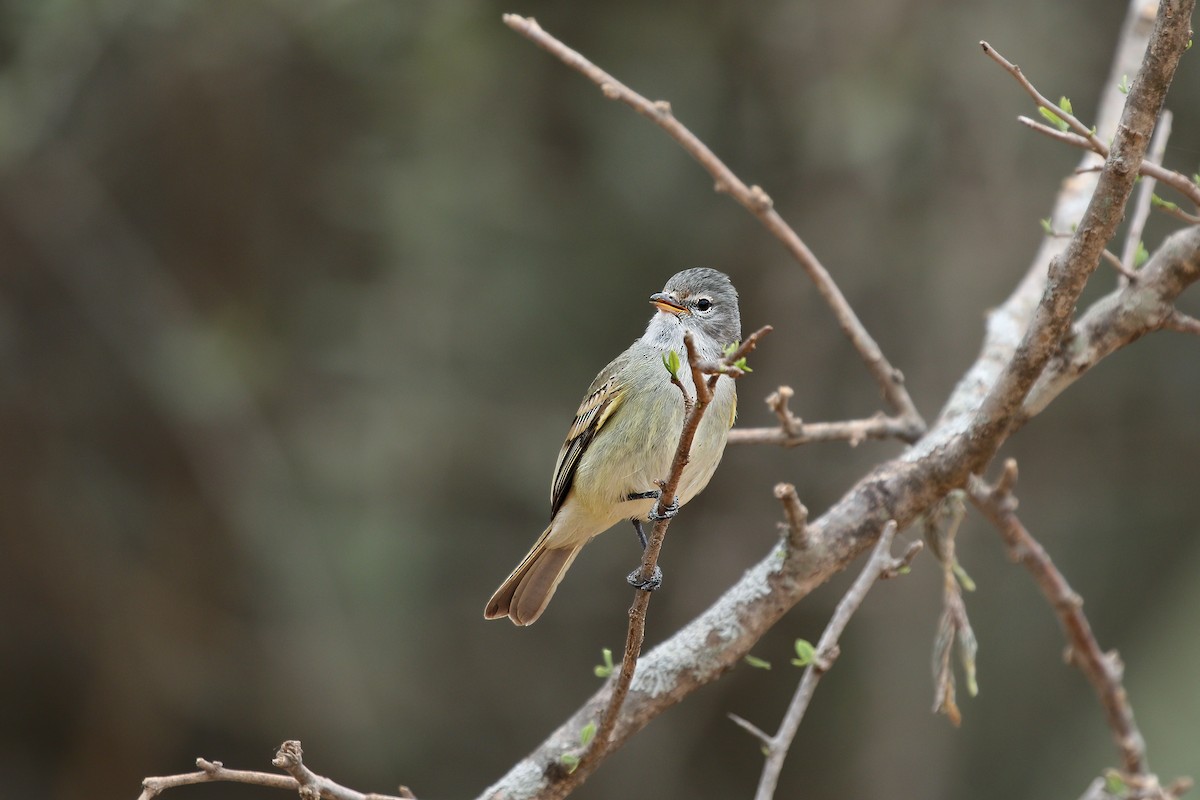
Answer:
[1013,116,1200,224]
[980,41,1107,149]
[926,492,977,727]
[1016,116,1200,223]
[773,482,809,551]
[138,741,414,800]
[984,40,1200,216]
[1121,109,1173,278]
[970,463,1151,779]
[731,412,925,447]
[1163,310,1200,335]
[728,384,922,447]
[1100,247,1141,282]
[502,14,924,430]
[735,522,921,800]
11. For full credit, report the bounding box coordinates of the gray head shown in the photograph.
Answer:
[647,267,742,349]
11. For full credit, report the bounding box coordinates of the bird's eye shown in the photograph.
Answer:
[695,297,713,313]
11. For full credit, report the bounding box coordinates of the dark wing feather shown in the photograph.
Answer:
[549,375,626,516]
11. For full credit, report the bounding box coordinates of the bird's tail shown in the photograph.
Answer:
[485,526,582,626]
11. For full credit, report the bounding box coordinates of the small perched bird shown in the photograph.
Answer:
[485,268,742,625]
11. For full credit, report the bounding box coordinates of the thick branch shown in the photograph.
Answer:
[502,14,923,428]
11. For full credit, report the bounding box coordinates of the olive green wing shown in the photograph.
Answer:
[549,373,627,517]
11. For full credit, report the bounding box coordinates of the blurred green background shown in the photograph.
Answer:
[1,0,1198,798]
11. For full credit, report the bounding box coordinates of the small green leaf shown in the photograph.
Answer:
[952,562,976,592]
[559,753,580,773]
[579,721,596,747]
[1058,96,1073,116]
[732,357,752,373]
[791,638,815,668]
[743,654,772,670]
[662,349,681,378]
[1134,240,1150,269]
[1105,770,1127,794]
[1150,193,1180,213]
[1039,217,1053,235]
[723,341,741,357]
[1038,106,1068,132]
[594,647,615,678]
[1118,74,1131,94]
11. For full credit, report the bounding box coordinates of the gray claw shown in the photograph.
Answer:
[627,564,663,591]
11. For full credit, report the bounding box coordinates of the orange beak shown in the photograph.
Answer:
[649,292,689,315]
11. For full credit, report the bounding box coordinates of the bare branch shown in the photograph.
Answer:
[1017,117,1200,224]
[138,741,414,800]
[773,482,809,551]
[971,464,1148,776]
[985,39,1200,216]
[502,14,924,428]
[736,522,920,800]
[1163,310,1200,335]
[980,41,1108,149]
[1121,109,1173,276]
[926,493,977,727]
[730,411,925,447]
[1022,225,1200,419]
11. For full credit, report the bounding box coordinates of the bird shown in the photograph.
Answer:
[484,267,742,625]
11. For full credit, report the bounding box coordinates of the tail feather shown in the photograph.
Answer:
[485,529,582,626]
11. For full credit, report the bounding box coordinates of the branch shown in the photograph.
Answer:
[547,326,770,798]
[1021,225,1200,419]
[773,482,809,552]
[1164,310,1200,335]
[926,492,978,726]
[501,14,924,429]
[730,522,921,800]
[1016,117,1200,225]
[1121,109,1173,276]
[983,40,1200,218]
[969,462,1190,795]
[138,741,414,800]
[959,1,1193,461]
[729,384,923,447]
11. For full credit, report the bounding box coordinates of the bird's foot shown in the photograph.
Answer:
[647,496,680,521]
[627,564,663,592]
